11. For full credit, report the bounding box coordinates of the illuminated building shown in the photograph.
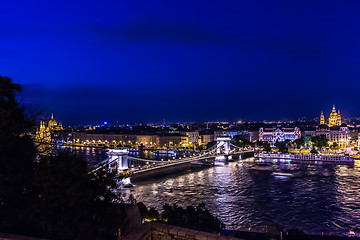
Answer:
[48,113,63,131]
[180,131,200,145]
[320,105,342,127]
[308,124,351,149]
[320,111,325,125]
[200,134,214,146]
[214,130,259,142]
[259,127,301,145]
[35,114,63,143]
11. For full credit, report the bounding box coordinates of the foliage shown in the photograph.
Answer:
[231,135,250,148]
[162,203,224,233]
[137,202,148,219]
[33,152,124,240]
[330,142,338,150]
[0,76,37,234]
[293,136,305,148]
[138,202,224,233]
[275,141,289,153]
[311,135,328,149]
[206,141,216,149]
[310,148,318,154]
[258,141,272,152]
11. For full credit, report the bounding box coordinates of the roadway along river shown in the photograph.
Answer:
[122,158,360,235]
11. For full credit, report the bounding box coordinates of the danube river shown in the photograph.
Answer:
[61,147,360,235]
[123,158,360,235]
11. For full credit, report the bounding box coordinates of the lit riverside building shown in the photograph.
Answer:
[304,105,352,149]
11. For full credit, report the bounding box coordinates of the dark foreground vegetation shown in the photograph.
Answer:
[137,202,224,233]
[0,75,125,239]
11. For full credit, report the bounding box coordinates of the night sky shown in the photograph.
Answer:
[1,1,360,125]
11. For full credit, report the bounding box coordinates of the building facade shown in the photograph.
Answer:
[305,124,351,149]
[320,105,342,127]
[36,114,63,143]
[259,127,301,145]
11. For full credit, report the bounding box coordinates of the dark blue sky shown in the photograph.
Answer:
[1,1,360,125]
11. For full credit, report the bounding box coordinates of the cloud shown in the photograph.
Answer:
[86,18,230,45]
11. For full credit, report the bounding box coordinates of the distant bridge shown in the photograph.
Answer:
[90,137,255,185]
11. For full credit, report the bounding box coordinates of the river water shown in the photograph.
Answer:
[61,147,360,235]
[124,158,360,235]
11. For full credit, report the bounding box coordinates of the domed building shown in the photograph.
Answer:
[303,107,350,149]
[35,114,63,143]
[48,113,63,131]
[319,105,342,127]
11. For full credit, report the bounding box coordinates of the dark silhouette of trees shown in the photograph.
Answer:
[275,140,289,153]
[293,136,305,148]
[0,76,125,239]
[231,135,251,148]
[206,141,216,149]
[137,202,224,233]
[257,141,271,152]
[0,76,37,234]
[161,203,224,233]
[311,135,328,149]
[33,152,124,240]
[330,142,338,150]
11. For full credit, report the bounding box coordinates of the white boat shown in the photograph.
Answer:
[272,169,293,177]
[154,149,175,155]
[292,154,354,163]
[255,152,354,163]
[255,152,292,160]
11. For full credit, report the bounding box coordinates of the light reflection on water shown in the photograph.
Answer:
[126,158,360,234]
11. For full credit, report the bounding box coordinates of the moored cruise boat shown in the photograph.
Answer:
[254,152,292,160]
[255,152,354,163]
[292,153,354,163]
[153,149,175,155]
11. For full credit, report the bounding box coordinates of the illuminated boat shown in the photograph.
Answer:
[255,152,354,163]
[272,169,293,177]
[251,162,273,171]
[154,149,175,155]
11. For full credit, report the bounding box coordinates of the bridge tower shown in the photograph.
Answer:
[107,149,133,187]
[216,137,231,155]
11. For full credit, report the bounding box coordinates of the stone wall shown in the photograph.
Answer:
[124,222,240,240]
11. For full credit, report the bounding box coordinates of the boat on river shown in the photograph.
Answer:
[255,152,354,163]
[272,169,293,177]
[251,162,273,171]
[153,149,175,155]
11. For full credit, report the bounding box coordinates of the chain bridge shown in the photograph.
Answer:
[89,137,254,186]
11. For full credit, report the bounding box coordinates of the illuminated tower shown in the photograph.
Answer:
[48,113,58,130]
[328,105,338,127]
[337,110,342,125]
[320,111,325,125]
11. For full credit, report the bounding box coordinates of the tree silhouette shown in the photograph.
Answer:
[33,152,124,240]
[0,76,37,234]
[0,76,125,239]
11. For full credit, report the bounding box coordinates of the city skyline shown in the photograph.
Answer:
[40,104,356,127]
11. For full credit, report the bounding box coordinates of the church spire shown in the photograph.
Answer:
[320,111,325,125]
[337,110,342,125]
